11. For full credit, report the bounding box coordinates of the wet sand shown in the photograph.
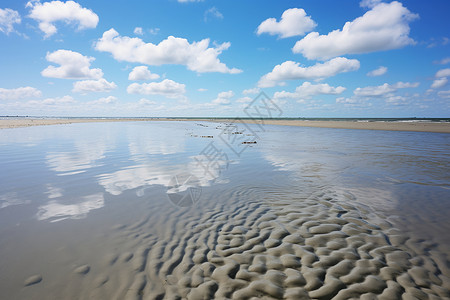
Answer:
[0,118,152,129]
[12,187,450,299]
[1,118,449,133]
[1,121,449,299]
[229,119,450,133]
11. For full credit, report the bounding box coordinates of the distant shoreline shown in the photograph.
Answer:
[0,118,449,133]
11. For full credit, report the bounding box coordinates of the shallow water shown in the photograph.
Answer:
[0,121,449,299]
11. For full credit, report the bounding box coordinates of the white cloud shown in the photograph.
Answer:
[437,90,450,99]
[26,0,99,38]
[218,90,234,98]
[72,78,117,93]
[91,96,117,105]
[127,79,186,98]
[431,77,448,89]
[367,66,387,77]
[197,88,207,92]
[204,7,223,22]
[392,81,419,88]
[293,1,418,60]
[134,27,143,35]
[354,81,419,97]
[242,87,260,95]
[212,98,230,105]
[236,96,252,103]
[435,57,450,65]
[212,90,234,105]
[0,8,21,35]
[128,66,160,81]
[257,8,316,38]
[258,57,360,88]
[28,95,75,105]
[355,83,395,97]
[385,95,407,105]
[41,50,103,79]
[149,28,160,35]
[360,0,382,9]
[336,97,359,104]
[138,98,157,105]
[274,82,346,99]
[95,28,241,74]
[436,68,450,78]
[0,86,42,100]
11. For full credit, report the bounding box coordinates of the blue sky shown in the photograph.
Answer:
[0,0,449,117]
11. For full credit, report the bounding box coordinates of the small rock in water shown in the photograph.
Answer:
[24,275,42,286]
[74,265,90,274]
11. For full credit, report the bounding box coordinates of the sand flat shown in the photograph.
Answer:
[209,118,450,133]
[0,120,449,299]
[0,118,151,129]
[1,118,449,133]
[238,119,450,133]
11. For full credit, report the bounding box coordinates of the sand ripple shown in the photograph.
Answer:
[28,187,450,299]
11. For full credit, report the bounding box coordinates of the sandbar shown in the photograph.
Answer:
[0,118,449,133]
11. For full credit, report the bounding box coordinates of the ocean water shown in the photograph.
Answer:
[0,121,449,299]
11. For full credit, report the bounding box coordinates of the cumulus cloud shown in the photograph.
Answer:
[436,68,450,78]
[28,95,75,105]
[0,86,42,100]
[360,0,382,9]
[257,8,316,38]
[72,78,117,93]
[95,28,241,74]
[134,27,143,35]
[127,79,186,98]
[392,82,419,88]
[204,7,223,22]
[354,81,419,97]
[293,1,418,60]
[0,8,21,34]
[236,96,252,103]
[41,50,103,79]
[212,90,234,105]
[149,28,160,35]
[438,90,450,99]
[274,82,346,99]
[354,83,395,97]
[336,97,359,104]
[138,98,157,105]
[431,77,448,89]
[367,66,387,77]
[242,88,260,95]
[258,57,360,88]
[435,57,450,65]
[26,0,99,38]
[128,66,160,81]
[91,96,117,105]
[385,95,407,105]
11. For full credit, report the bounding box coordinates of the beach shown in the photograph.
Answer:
[0,121,449,299]
[1,0,449,298]
[1,117,450,133]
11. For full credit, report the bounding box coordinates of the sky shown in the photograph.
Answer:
[0,0,449,118]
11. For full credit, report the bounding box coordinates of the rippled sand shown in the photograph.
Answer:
[13,187,450,299]
[1,121,449,299]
